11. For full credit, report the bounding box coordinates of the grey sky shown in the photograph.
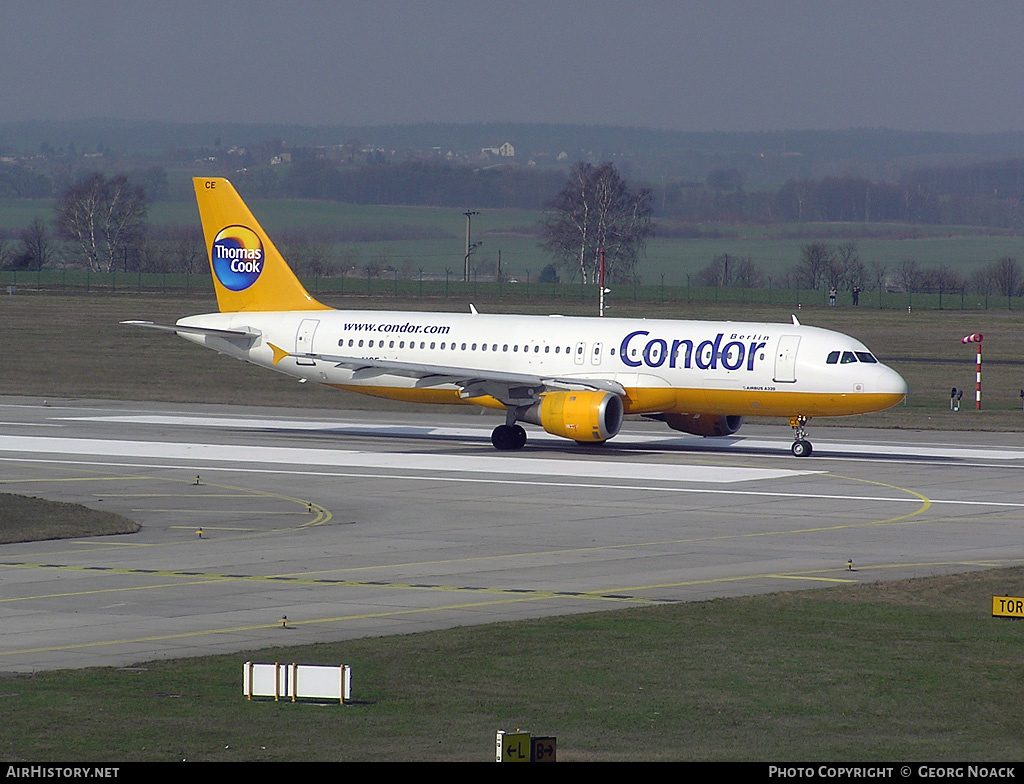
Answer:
[2,0,1023,132]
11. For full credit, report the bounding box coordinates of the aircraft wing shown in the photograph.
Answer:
[274,345,625,406]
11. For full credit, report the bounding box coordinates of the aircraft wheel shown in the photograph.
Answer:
[791,439,813,457]
[512,425,527,449]
[492,424,526,451]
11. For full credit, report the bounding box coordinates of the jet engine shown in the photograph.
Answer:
[661,413,743,437]
[521,390,624,443]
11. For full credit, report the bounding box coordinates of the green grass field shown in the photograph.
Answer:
[0,493,137,544]
[6,195,1024,287]
[2,567,1023,761]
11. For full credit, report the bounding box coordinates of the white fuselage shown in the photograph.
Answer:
[177,309,907,419]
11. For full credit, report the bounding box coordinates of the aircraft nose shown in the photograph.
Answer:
[877,364,908,398]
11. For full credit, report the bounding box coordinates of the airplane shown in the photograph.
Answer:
[124,177,907,457]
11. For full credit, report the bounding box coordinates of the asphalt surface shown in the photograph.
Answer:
[2,396,1023,672]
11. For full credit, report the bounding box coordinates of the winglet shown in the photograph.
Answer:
[268,343,291,366]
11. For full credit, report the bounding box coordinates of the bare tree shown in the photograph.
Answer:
[791,242,834,290]
[833,241,865,290]
[989,256,1022,297]
[893,259,925,293]
[133,229,172,273]
[19,218,56,269]
[733,257,764,289]
[171,224,205,275]
[929,265,967,295]
[55,173,148,271]
[695,253,763,288]
[868,260,887,292]
[541,162,653,283]
[695,253,734,287]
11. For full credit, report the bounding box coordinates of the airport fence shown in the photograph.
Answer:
[0,267,1019,312]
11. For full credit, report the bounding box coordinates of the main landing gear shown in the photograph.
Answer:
[789,415,813,457]
[491,423,527,451]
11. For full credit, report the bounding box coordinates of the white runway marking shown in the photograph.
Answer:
[0,434,820,484]
[64,413,1024,461]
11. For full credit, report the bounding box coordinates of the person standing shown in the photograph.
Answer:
[829,286,837,307]
[852,285,860,306]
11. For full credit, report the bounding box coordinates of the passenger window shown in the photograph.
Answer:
[841,351,857,364]
[856,352,878,363]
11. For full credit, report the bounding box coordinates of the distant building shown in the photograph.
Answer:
[481,142,515,158]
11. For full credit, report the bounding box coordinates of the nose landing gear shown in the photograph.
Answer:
[789,415,812,457]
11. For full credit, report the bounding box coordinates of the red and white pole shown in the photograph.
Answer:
[961,333,984,410]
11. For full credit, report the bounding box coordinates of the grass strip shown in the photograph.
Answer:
[1,568,1022,761]
[0,493,138,544]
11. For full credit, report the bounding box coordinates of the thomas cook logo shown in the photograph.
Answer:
[212,226,264,291]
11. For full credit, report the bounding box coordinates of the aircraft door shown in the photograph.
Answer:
[773,335,800,383]
[295,319,320,366]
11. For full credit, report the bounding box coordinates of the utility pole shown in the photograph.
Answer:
[463,210,479,282]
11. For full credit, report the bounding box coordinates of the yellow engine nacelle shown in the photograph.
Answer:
[522,391,624,443]
[662,413,743,437]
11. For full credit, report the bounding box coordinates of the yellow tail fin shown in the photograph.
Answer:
[193,177,329,313]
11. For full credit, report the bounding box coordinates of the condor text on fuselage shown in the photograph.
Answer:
[619,330,767,371]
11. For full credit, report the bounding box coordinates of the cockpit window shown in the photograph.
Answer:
[828,349,880,366]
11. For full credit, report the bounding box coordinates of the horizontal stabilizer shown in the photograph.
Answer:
[121,321,261,340]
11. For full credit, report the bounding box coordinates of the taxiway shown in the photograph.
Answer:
[1,396,1022,672]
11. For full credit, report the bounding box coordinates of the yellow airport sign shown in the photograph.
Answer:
[991,596,1024,617]
[496,730,531,762]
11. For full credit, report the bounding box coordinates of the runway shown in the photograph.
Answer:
[2,395,1023,673]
